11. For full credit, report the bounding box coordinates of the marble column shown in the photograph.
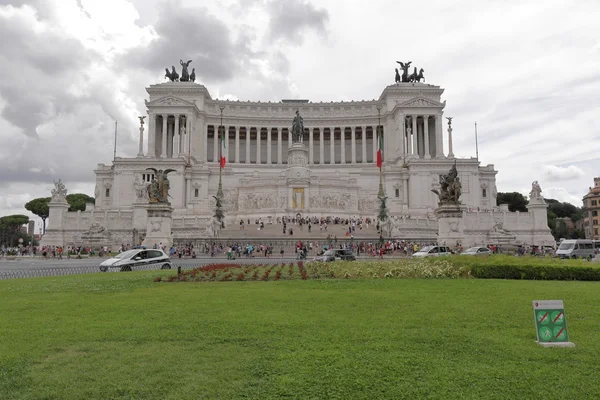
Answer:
[373,125,378,163]
[137,121,144,157]
[173,115,180,157]
[412,116,418,157]
[186,116,193,158]
[147,112,155,157]
[224,126,229,163]
[213,126,219,162]
[351,126,356,163]
[277,128,282,164]
[341,127,346,164]
[435,114,444,158]
[448,121,455,158]
[246,128,250,164]
[424,115,431,159]
[256,127,261,164]
[361,126,367,163]
[267,127,272,164]
[161,114,167,158]
[329,128,335,164]
[319,128,324,164]
[406,117,412,156]
[288,129,292,150]
[235,126,240,163]
[398,113,405,156]
[309,128,314,164]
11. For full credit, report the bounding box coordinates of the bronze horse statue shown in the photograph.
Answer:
[164,66,179,82]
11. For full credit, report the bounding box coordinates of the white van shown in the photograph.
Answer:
[555,240,596,259]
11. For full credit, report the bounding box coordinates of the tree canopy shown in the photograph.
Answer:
[0,214,30,247]
[25,197,50,234]
[66,193,95,212]
[496,192,528,212]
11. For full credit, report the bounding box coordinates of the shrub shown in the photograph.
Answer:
[470,263,600,281]
[153,276,162,282]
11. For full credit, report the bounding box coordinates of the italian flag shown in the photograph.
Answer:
[376,125,383,169]
[220,126,226,168]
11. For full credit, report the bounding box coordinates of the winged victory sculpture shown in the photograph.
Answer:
[146,168,176,204]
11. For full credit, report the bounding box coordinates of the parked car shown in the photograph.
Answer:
[313,249,356,262]
[461,247,492,256]
[99,249,172,272]
[412,245,453,258]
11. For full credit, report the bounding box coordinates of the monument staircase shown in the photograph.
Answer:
[217,222,379,240]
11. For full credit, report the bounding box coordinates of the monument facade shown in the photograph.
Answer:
[40,61,555,248]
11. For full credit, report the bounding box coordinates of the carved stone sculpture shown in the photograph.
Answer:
[134,175,148,201]
[146,168,176,204]
[291,110,304,143]
[431,161,462,204]
[190,68,196,82]
[394,68,401,84]
[530,180,543,201]
[51,179,67,202]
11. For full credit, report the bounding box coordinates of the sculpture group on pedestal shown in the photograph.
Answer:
[431,162,462,204]
[395,61,425,83]
[146,168,175,204]
[51,179,68,202]
[164,60,196,82]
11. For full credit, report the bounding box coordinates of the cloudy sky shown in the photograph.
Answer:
[1,0,599,230]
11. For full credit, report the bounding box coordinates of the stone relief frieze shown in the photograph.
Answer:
[309,193,355,211]
[358,196,377,212]
[238,192,279,210]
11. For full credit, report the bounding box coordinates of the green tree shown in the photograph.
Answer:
[24,197,50,234]
[496,192,528,212]
[66,193,95,212]
[0,214,30,247]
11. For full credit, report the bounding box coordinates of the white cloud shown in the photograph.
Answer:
[542,165,585,181]
[541,187,584,207]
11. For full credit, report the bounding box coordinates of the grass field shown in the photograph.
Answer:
[1,271,599,399]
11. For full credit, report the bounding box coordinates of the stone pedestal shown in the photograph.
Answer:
[436,203,467,247]
[287,142,310,211]
[40,199,70,247]
[142,203,174,249]
[527,199,556,247]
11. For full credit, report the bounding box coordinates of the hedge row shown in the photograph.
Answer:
[469,263,600,281]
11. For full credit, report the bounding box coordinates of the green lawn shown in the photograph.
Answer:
[1,272,598,399]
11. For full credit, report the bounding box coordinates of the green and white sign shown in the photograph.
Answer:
[532,300,575,347]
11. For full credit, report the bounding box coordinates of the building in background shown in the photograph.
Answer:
[582,177,600,240]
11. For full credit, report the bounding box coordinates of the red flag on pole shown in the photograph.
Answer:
[219,126,226,168]
[376,126,383,169]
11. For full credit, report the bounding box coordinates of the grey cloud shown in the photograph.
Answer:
[125,2,254,82]
[267,0,329,44]
[0,4,93,137]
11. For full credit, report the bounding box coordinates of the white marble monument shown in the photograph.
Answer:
[39,61,555,248]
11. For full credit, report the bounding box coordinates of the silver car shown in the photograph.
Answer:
[461,247,492,256]
[99,249,172,272]
[412,245,453,258]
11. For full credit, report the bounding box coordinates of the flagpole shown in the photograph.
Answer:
[113,120,117,162]
[217,107,224,200]
[377,107,384,198]
[474,121,479,162]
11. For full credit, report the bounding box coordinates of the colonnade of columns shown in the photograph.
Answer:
[205,125,382,165]
[148,113,193,158]
[399,114,443,159]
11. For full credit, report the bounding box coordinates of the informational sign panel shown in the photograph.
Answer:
[532,300,574,347]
